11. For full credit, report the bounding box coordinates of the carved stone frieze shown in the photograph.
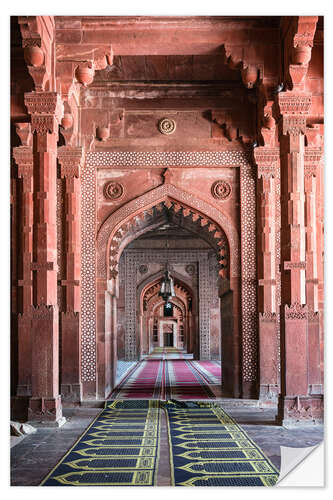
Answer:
[86,150,250,168]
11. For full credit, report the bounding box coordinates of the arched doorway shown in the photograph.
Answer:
[96,185,242,400]
[139,274,195,358]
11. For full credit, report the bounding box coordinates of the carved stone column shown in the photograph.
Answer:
[58,146,83,402]
[277,92,323,425]
[254,148,279,405]
[304,150,322,397]
[13,145,33,397]
[24,91,65,425]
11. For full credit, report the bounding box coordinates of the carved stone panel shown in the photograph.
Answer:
[240,163,258,382]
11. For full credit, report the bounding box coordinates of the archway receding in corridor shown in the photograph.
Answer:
[95,182,246,401]
[139,274,195,358]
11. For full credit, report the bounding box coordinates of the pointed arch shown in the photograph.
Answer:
[96,183,240,279]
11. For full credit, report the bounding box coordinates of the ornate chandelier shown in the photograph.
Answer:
[159,237,175,303]
[159,265,175,304]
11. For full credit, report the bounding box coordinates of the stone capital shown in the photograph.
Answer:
[15,123,32,147]
[277,92,312,116]
[285,302,308,320]
[254,147,279,179]
[58,146,84,178]
[281,115,307,137]
[13,147,33,178]
[24,92,64,134]
[259,311,276,323]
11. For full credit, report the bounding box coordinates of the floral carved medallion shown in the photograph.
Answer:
[158,118,176,135]
[211,180,232,200]
[139,264,148,275]
[104,181,124,200]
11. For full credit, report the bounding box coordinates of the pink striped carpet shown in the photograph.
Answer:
[110,359,221,400]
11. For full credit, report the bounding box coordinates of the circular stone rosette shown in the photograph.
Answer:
[158,118,176,135]
[211,180,232,201]
[185,264,196,276]
[103,181,124,201]
[139,265,148,275]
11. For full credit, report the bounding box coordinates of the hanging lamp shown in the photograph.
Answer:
[159,238,175,303]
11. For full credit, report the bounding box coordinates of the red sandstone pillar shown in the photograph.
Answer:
[97,276,118,400]
[277,92,323,425]
[24,91,65,425]
[13,146,34,397]
[304,167,322,396]
[58,146,83,402]
[220,277,241,398]
[254,148,279,405]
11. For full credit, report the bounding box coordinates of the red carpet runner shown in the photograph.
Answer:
[110,359,221,400]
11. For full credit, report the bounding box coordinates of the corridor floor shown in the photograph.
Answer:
[110,357,222,400]
[11,404,324,486]
[10,354,324,486]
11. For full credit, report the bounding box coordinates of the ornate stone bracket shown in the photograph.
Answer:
[283,16,318,91]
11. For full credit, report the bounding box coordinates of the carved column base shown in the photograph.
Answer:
[11,396,30,421]
[16,384,31,397]
[17,312,32,396]
[309,384,323,395]
[242,380,258,399]
[258,314,278,404]
[277,394,324,427]
[61,383,82,403]
[28,395,66,427]
[61,312,81,402]
[81,381,97,401]
[259,384,279,407]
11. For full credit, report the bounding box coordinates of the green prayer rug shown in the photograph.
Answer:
[41,400,160,486]
[165,401,279,486]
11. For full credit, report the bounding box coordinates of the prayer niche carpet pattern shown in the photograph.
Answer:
[166,401,279,487]
[41,400,160,486]
[111,360,218,400]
